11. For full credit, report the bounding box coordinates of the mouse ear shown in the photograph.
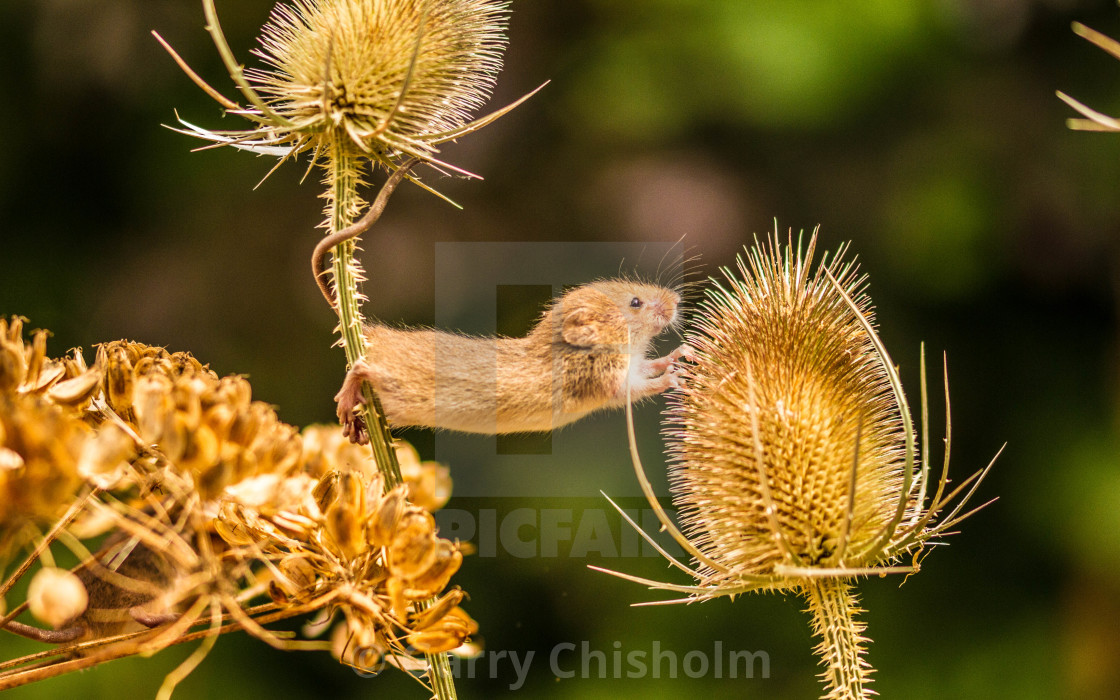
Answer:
[560,290,627,347]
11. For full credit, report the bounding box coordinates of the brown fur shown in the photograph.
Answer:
[336,280,690,441]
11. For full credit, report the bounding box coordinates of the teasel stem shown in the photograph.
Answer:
[326,143,403,489]
[325,144,457,699]
[803,578,871,700]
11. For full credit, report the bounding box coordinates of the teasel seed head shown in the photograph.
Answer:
[161,0,539,184]
[595,230,998,700]
[668,232,907,583]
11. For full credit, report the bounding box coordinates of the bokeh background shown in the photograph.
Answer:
[3,0,1120,697]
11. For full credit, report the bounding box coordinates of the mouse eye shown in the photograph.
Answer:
[630,297,643,309]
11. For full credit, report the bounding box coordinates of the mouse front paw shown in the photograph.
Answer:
[335,361,372,445]
[670,343,696,364]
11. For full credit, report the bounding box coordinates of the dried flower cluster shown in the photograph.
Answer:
[0,318,471,693]
[597,233,996,700]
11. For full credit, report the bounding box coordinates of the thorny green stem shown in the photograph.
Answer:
[326,143,456,699]
[803,579,871,700]
[327,143,404,489]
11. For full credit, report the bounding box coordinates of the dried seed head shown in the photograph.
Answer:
[27,567,88,629]
[1,321,474,682]
[250,0,508,162]
[599,232,996,700]
[169,0,522,184]
[666,233,907,582]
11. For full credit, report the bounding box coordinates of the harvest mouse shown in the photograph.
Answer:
[336,279,691,441]
[309,160,691,441]
[3,535,183,646]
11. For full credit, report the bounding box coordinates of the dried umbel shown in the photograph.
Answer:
[217,466,472,673]
[0,323,469,695]
[597,232,997,700]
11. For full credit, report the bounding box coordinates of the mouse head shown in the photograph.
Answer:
[556,280,680,349]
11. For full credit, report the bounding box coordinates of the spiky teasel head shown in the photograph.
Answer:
[669,232,910,586]
[596,229,998,700]
[161,0,535,184]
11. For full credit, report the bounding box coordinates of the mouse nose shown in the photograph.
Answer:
[654,299,675,325]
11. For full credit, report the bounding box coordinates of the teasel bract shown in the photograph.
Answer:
[595,230,998,700]
[1058,21,1120,132]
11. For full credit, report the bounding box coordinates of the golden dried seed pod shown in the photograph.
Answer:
[29,361,65,394]
[46,367,101,407]
[132,355,160,377]
[62,347,88,374]
[326,502,366,561]
[388,511,438,581]
[404,540,462,596]
[228,402,270,446]
[331,619,388,671]
[0,345,26,392]
[180,423,220,472]
[410,587,465,631]
[260,424,303,476]
[401,460,453,512]
[336,471,365,514]
[214,516,255,547]
[203,403,237,441]
[270,510,317,537]
[27,567,88,629]
[313,472,340,514]
[134,373,175,443]
[76,421,136,488]
[171,382,203,432]
[407,607,477,654]
[1,317,23,344]
[214,375,252,410]
[104,345,135,416]
[159,411,192,462]
[169,351,204,376]
[365,485,408,548]
[25,330,48,388]
[231,448,260,485]
[279,555,317,594]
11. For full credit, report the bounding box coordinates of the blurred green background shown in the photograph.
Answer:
[3,0,1120,697]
